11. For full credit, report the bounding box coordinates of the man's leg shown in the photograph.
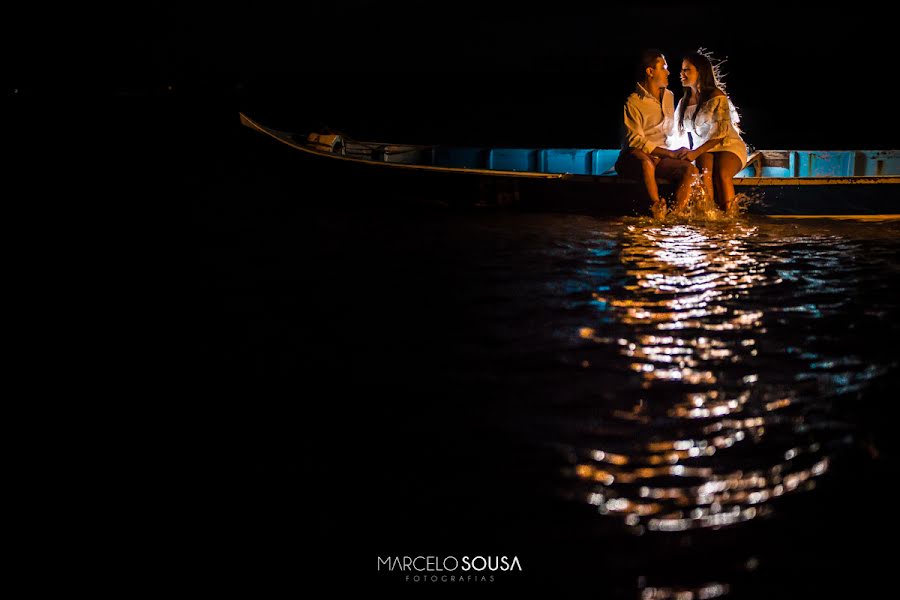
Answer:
[616,149,667,217]
[656,158,698,212]
[616,149,662,203]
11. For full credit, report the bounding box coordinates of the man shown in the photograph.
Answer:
[615,49,697,217]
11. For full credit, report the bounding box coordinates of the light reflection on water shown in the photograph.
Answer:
[520,217,899,596]
[288,205,900,597]
[564,223,845,532]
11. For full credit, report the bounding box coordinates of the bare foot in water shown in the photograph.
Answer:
[672,201,691,218]
[651,199,668,219]
[724,197,739,217]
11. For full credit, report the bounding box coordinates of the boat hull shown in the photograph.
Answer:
[239,113,900,218]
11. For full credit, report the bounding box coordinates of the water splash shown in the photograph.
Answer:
[655,172,733,223]
[729,192,763,217]
[652,173,766,223]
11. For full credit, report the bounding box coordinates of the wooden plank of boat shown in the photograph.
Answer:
[239,113,565,180]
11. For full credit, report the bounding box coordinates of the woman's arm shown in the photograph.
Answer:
[676,93,730,161]
[679,136,725,162]
[651,146,685,160]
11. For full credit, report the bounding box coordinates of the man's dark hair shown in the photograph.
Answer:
[635,49,665,83]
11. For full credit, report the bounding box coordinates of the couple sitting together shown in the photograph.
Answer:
[615,49,748,217]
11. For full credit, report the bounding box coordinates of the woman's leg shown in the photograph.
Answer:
[696,153,715,206]
[713,152,743,212]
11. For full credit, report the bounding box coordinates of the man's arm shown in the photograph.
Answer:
[624,103,687,159]
[623,104,656,154]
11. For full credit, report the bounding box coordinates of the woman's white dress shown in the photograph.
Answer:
[674,95,748,168]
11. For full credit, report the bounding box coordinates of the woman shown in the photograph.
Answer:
[674,50,748,212]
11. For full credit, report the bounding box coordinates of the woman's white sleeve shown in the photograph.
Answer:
[708,97,733,139]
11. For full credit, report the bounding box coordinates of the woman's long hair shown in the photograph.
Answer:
[677,49,726,135]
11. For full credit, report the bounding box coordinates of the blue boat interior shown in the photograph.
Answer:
[427,148,900,178]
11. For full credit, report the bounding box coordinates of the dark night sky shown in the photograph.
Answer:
[8,2,896,148]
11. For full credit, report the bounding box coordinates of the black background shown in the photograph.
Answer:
[8,2,898,148]
[8,2,897,596]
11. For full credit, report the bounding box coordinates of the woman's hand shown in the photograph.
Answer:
[674,148,695,162]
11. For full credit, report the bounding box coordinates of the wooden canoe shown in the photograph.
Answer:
[239,113,900,218]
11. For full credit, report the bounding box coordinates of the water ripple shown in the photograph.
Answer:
[545,220,894,536]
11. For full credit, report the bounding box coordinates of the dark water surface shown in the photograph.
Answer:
[182,111,900,599]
